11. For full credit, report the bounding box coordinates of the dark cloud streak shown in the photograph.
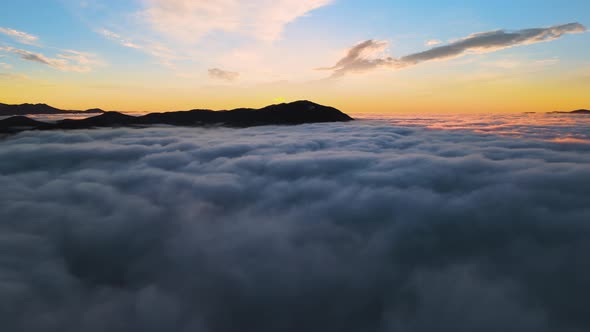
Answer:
[321,23,586,77]
[0,47,97,72]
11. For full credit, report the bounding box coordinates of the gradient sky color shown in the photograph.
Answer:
[1,0,589,114]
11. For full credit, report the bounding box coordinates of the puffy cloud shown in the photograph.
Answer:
[139,0,333,42]
[0,46,99,73]
[208,68,240,81]
[1,115,590,331]
[321,23,587,77]
[0,27,39,45]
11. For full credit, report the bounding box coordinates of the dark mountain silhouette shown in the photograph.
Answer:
[569,109,590,114]
[549,109,590,114]
[0,103,105,116]
[0,116,46,128]
[52,111,138,130]
[1,101,353,134]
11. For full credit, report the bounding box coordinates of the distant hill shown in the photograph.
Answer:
[0,103,105,116]
[0,116,46,128]
[549,109,590,114]
[0,100,353,134]
[569,109,590,114]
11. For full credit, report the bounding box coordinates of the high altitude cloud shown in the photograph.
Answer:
[1,118,590,331]
[208,68,240,81]
[98,29,142,49]
[321,23,587,77]
[0,27,39,45]
[98,28,184,69]
[140,0,333,42]
[0,46,99,72]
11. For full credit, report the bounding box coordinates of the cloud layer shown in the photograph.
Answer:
[1,117,590,331]
[321,23,587,77]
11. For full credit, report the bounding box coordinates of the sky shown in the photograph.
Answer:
[0,0,589,114]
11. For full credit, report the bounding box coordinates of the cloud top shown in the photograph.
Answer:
[1,117,590,331]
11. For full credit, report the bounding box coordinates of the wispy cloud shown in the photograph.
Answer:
[98,28,142,49]
[139,0,333,42]
[320,23,587,78]
[425,39,442,46]
[0,72,28,80]
[0,46,100,72]
[0,27,39,45]
[98,28,183,68]
[92,1,333,78]
[484,57,560,69]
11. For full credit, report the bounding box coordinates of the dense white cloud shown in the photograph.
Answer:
[139,0,333,42]
[97,28,185,69]
[321,23,587,77]
[1,116,590,331]
[0,27,39,45]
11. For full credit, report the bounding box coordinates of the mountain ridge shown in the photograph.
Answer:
[0,100,353,134]
[549,109,590,114]
[0,103,106,116]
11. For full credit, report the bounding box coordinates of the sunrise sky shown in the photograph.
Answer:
[1,0,589,114]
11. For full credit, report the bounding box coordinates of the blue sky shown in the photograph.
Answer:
[1,1,589,113]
